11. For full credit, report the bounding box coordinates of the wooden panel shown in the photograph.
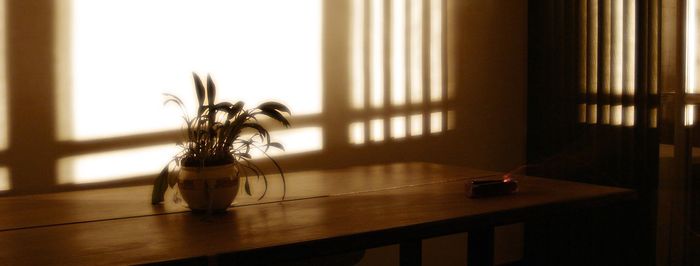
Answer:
[0,163,499,231]
[0,175,634,265]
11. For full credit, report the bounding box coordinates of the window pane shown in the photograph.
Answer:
[391,116,406,139]
[57,128,322,184]
[253,127,323,157]
[349,122,365,145]
[58,144,180,184]
[410,114,422,136]
[370,119,385,142]
[430,111,442,133]
[65,0,322,140]
[0,167,9,191]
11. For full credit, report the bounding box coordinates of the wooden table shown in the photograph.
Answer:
[0,162,635,265]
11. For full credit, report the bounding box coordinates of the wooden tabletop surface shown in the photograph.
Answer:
[0,162,635,265]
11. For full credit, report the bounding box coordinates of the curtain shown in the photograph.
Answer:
[527,0,659,264]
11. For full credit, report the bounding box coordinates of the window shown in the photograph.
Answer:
[0,167,8,192]
[687,0,700,126]
[349,0,452,145]
[0,0,450,194]
[58,0,324,184]
[578,0,637,127]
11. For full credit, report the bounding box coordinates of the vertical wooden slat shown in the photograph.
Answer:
[6,0,58,194]
[580,0,589,123]
[625,0,637,98]
[323,0,352,151]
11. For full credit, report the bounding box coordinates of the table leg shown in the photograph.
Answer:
[400,240,422,266]
[468,226,495,266]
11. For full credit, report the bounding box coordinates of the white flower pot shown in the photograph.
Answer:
[177,163,239,212]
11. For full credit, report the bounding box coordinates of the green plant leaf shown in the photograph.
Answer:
[241,123,270,145]
[212,102,233,111]
[257,108,290,128]
[151,164,170,204]
[252,145,287,199]
[267,142,285,151]
[167,163,180,188]
[244,177,251,196]
[192,73,205,109]
[257,101,291,114]
[206,74,216,106]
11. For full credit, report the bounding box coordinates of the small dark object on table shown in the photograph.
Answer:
[465,177,518,198]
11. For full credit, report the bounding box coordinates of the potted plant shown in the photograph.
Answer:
[151,73,290,212]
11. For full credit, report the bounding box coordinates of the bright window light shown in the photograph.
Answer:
[391,0,407,106]
[623,106,635,127]
[391,116,406,139]
[688,0,698,93]
[611,104,622,126]
[65,0,322,140]
[409,0,423,104]
[0,167,9,191]
[349,122,365,145]
[370,0,385,108]
[410,114,422,136]
[587,104,598,124]
[686,104,696,126]
[430,0,443,102]
[370,119,384,142]
[58,144,180,184]
[255,127,323,157]
[58,127,321,184]
[430,111,442,133]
